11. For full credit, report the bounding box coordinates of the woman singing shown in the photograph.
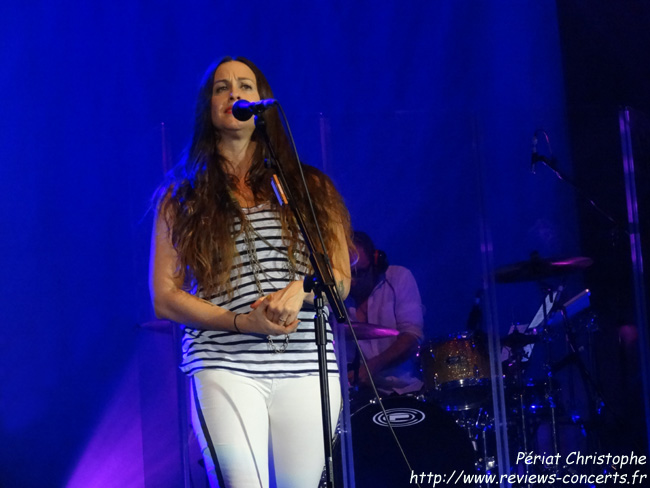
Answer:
[149,56,351,487]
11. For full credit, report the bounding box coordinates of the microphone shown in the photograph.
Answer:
[232,99,278,121]
[531,134,538,174]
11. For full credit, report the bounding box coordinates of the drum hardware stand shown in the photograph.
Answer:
[538,282,563,468]
[468,407,497,486]
[478,410,497,484]
[505,339,535,487]
[511,343,532,459]
[447,405,493,487]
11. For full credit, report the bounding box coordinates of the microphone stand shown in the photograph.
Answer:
[254,113,348,488]
[533,153,627,235]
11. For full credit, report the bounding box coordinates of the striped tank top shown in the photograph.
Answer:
[179,203,338,377]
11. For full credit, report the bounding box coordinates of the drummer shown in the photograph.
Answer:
[346,231,425,397]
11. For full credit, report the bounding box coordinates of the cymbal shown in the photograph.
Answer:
[342,322,400,340]
[495,253,593,283]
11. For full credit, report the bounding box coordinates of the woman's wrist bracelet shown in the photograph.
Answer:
[233,313,242,333]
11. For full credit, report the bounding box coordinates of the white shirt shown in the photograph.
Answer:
[347,265,425,395]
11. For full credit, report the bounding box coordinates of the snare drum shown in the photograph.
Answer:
[421,332,491,410]
[333,396,475,487]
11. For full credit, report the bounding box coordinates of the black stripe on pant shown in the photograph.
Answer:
[192,376,226,487]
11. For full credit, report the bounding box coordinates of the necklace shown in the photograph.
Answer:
[238,204,296,353]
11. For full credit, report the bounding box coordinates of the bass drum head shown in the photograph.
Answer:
[334,396,476,488]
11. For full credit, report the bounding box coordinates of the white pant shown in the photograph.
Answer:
[191,369,341,488]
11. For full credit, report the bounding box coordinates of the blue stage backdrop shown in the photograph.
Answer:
[0,1,578,486]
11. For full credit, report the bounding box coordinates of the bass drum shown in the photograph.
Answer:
[334,396,476,488]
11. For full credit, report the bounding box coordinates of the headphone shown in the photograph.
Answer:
[372,249,389,275]
[352,231,389,275]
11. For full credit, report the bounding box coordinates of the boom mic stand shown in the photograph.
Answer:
[532,134,626,236]
[254,112,348,488]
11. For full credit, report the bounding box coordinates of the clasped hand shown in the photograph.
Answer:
[238,281,308,336]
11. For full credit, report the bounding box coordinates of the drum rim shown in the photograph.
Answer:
[434,377,491,390]
[350,393,427,417]
[428,378,492,411]
[425,330,487,344]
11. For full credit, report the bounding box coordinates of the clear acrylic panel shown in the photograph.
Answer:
[305,103,585,487]
[619,107,650,453]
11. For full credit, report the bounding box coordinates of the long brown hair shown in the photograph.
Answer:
[156,56,351,297]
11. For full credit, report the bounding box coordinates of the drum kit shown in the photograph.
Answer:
[338,253,596,487]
